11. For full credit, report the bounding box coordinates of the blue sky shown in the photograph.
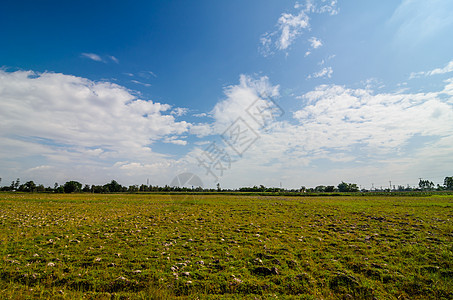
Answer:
[1,0,452,189]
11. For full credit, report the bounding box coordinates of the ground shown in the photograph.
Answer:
[0,193,452,299]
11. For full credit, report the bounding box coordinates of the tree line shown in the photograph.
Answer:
[1,177,452,193]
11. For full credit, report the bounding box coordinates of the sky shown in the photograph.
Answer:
[1,0,452,189]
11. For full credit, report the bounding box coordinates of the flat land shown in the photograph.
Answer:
[0,193,452,299]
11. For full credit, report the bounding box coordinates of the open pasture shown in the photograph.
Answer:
[0,193,452,299]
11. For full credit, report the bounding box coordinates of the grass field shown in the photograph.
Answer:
[0,193,452,299]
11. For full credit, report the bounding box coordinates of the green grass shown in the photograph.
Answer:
[0,193,452,299]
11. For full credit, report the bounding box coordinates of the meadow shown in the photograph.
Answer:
[0,193,452,299]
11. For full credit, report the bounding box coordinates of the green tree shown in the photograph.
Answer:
[418,179,434,191]
[11,178,20,190]
[128,185,139,193]
[24,181,36,192]
[444,176,453,190]
[63,181,82,193]
[314,185,326,192]
[325,186,336,192]
[104,180,122,193]
[338,181,359,192]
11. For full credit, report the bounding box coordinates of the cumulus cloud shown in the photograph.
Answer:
[210,75,280,131]
[260,0,337,56]
[171,107,188,117]
[292,84,453,152]
[163,136,187,145]
[0,70,189,185]
[188,73,452,188]
[2,69,452,189]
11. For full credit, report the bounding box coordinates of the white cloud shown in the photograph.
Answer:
[188,74,452,188]
[278,12,310,50]
[308,37,323,49]
[292,84,453,152]
[2,70,452,189]
[0,70,189,185]
[109,55,119,64]
[81,53,120,64]
[142,71,157,78]
[308,66,333,79]
[81,53,103,62]
[189,123,213,137]
[171,107,188,117]
[163,136,187,146]
[260,0,337,56]
[410,60,453,78]
[260,11,309,55]
[210,75,280,131]
[131,80,151,87]
[297,0,338,15]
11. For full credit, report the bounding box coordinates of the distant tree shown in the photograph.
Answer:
[436,184,445,191]
[24,181,36,192]
[325,186,336,192]
[128,185,139,193]
[11,178,20,191]
[217,183,221,192]
[444,177,453,190]
[418,179,434,191]
[104,180,122,193]
[36,184,45,192]
[139,184,149,192]
[338,182,348,192]
[338,181,359,192]
[55,186,65,193]
[314,185,326,192]
[82,184,91,192]
[91,185,104,193]
[63,181,82,193]
[300,186,306,193]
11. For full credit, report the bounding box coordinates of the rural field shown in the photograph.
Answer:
[0,193,452,299]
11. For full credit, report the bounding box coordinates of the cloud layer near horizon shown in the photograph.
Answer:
[0,69,452,188]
